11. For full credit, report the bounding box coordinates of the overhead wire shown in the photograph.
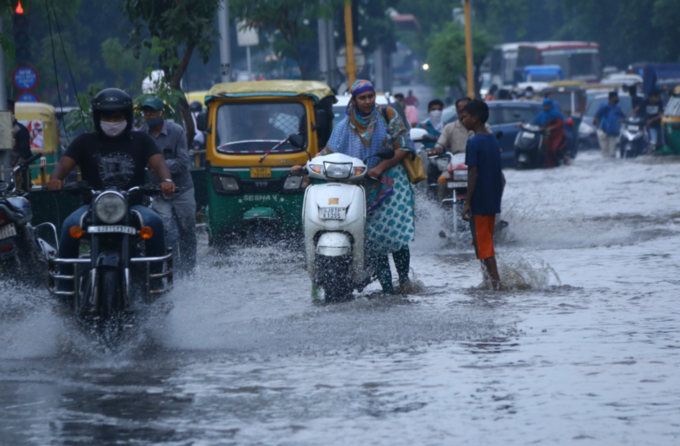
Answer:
[43,0,69,146]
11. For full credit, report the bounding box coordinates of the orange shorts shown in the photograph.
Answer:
[470,214,496,260]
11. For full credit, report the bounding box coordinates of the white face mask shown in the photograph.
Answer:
[101,120,127,138]
[429,109,443,131]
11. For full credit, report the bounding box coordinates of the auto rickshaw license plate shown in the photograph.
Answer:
[319,207,346,220]
[250,167,272,178]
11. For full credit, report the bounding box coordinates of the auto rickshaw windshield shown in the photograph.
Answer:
[215,102,308,154]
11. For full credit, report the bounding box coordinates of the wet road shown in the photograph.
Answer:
[1,152,680,445]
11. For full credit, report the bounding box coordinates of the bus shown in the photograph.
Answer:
[516,41,601,83]
[489,42,530,89]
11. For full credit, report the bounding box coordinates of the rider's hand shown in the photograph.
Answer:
[291,165,303,174]
[367,165,385,180]
[160,181,176,195]
[462,203,472,222]
[47,179,63,190]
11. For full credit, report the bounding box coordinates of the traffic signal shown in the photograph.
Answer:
[12,1,30,64]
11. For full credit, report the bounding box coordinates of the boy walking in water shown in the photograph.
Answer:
[460,100,505,290]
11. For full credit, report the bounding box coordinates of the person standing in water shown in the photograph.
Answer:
[460,100,505,291]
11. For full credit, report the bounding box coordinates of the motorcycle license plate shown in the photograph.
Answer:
[319,207,346,220]
[627,125,639,131]
[0,223,17,240]
[447,182,467,189]
[521,132,535,139]
[87,225,137,235]
[250,167,271,178]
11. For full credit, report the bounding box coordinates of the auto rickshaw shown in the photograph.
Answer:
[659,89,680,155]
[197,80,335,246]
[15,102,60,185]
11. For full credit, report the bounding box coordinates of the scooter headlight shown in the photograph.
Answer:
[452,170,468,182]
[323,162,352,179]
[93,192,127,224]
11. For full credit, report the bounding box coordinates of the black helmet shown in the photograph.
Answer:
[92,88,134,135]
[190,101,203,113]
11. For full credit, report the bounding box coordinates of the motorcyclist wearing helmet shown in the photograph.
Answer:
[48,88,175,285]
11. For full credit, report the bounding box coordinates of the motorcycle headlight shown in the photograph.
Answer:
[93,192,127,224]
[452,170,468,182]
[283,175,304,190]
[436,156,451,172]
[323,162,352,179]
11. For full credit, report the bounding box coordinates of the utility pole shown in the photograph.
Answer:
[343,0,356,86]
[0,19,7,110]
[463,0,474,98]
[318,2,329,84]
[218,0,231,83]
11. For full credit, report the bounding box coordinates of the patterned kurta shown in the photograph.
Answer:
[326,105,415,254]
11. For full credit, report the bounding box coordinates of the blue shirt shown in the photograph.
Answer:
[595,103,625,136]
[465,133,503,216]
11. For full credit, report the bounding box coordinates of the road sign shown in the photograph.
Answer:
[236,21,259,47]
[336,45,365,75]
[13,65,39,91]
[16,91,39,102]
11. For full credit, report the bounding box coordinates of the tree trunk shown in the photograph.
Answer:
[165,43,197,147]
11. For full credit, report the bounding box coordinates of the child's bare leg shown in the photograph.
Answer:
[482,257,503,290]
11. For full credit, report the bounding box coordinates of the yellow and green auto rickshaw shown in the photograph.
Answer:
[197,80,335,246]
[15,102,60,185]
[659,91,680,155]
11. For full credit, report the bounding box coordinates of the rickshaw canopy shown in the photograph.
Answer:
[206,80,334,104]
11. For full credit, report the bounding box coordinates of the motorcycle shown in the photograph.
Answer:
[410,129,447,201]
[619,116,648,158]
[46,184,175,329]
[0,153,48,282]
[514,123,545,169]
[301,148,394,302]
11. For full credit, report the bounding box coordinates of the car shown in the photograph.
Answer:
[441,100,575,167]
[578,94,633,150]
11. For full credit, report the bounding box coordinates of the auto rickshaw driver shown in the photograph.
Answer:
[240,107,286,141]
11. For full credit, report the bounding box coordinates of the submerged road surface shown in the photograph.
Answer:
[1,152,679,445]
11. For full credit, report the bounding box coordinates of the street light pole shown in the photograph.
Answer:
[218,0,231,83]
[343,0,356,86]
[318,2,329,83]
[464,0,475,98]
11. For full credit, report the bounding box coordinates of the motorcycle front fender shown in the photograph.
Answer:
[316,232,352,257]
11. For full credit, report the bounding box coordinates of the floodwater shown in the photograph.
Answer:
[1,152,679,445]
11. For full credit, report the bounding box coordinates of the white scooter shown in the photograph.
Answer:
[301,148,394,302]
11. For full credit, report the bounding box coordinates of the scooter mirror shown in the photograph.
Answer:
[494,131,503,140]
[375,148,395,160]
[288,133,305,149]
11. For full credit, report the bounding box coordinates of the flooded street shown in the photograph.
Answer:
[1,152,679,445]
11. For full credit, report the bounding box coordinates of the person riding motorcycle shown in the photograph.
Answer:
[431,97,491,156]
[526,98,568,168]
[416,99,444,149]
[47,88,175,289]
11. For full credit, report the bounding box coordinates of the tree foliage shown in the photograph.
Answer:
[425,21,495,95]
[230,0,341,80]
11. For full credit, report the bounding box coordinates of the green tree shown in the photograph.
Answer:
[121,0,221,141]
[425,21,495,96]
[230,0,341,80]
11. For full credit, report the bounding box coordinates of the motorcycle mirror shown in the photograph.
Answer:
[494,131,503,140]
[288,133,305,149]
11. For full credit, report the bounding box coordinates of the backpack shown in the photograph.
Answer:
[600,104,622,136]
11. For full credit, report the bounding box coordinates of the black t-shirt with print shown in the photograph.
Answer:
[64,131,161,191]
[638,99,664,129]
